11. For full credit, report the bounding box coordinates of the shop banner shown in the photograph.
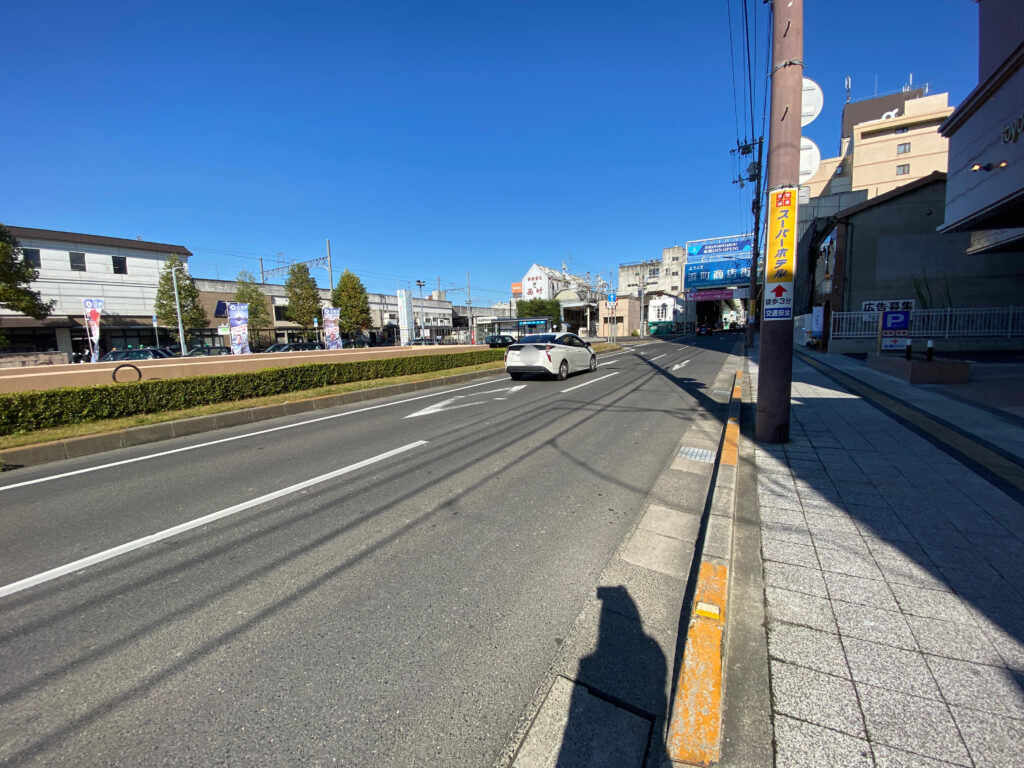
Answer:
[82,298,104,362]
[323,307,342,349]
[764,187,798,321]
[684,258,751,290]
[228,302,250,354]
[685,234,753,261]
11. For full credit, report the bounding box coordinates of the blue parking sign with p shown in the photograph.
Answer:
[882,311,909,331]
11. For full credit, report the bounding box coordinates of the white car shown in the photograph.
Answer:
[504,332,597,381]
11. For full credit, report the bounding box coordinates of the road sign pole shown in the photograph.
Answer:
[756,0,803,444]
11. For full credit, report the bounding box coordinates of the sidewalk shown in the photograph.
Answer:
[749,350,1024,767]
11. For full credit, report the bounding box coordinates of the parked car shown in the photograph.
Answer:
[486,334,516,348]
[696,324,712,336]
[141,347,175,358]
[99,348,167,362]
[504,332,597,381]
[186,346,233,356]
[263,342,325,353]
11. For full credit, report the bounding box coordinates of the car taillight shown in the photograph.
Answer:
[545,344,553,362]
[504,349,509,362]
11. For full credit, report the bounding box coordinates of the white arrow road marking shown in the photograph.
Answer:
[0,441,428,599]
[672,360,691,371]
[404,385,526,418]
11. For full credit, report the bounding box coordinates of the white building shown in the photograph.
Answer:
[2,226,192,355]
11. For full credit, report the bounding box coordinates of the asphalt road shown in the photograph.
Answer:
[0,334,741,767]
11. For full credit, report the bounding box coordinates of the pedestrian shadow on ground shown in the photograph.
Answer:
[554,585,668,768]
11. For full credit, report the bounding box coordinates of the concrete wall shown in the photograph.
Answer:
[843,180,1024,311]
[0,345,487,394]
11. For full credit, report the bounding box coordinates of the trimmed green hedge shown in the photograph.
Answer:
[0,349,504,436]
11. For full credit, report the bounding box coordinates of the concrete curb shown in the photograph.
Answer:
[0,368,502,471]
[665,370,743,766]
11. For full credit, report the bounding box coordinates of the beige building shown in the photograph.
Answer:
[598,294,642,338]
[805,92,955,199]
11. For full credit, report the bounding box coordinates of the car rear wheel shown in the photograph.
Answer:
[557,359,569,381]
[589,355,597,372]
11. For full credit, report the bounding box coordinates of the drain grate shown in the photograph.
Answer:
[678,446,715,463]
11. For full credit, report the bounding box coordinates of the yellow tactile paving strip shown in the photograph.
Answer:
[667,561,729,766]
[666,370,742,766]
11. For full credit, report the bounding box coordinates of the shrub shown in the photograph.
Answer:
[0,349,503,436]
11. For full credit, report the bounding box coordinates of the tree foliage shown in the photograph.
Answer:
[233,270,273,340]
[154,253,208,344]
[515,298,562,324]
[283,263,322,334]
[331,269,372,337]
[0,223,53,320]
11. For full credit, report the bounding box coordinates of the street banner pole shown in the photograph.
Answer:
[756,0,803,443]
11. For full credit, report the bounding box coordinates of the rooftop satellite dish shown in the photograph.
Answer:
[802,77,824,127]
[800,137,822,184]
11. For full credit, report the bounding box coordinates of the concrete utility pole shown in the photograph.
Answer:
[745,136,765,349]
[757,0,803,443]
[326,239,333,290]
[415,280,426,340]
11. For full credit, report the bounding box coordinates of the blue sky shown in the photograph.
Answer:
[2,1,979,306]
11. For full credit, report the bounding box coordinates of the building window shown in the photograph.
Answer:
[69,251,86,271]
[649,268,660,278]
[897,142,911,155]
[895,127,909,135]
[274,306,288,321]
[22,248,41,268]
[835,164,844,175]
[112,255,128,274]
[896,164,910,176]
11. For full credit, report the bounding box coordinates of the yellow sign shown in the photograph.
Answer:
[764,187,798,321]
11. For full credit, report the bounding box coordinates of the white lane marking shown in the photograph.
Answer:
[405,384,526,418]
[561,372,620,393]
[649,354,667,362]
[0,441,428,599]
[0,378,507,493]
[672,360,691,371]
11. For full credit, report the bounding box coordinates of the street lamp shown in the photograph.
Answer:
[415,280,426,342]
[170,261,187,356]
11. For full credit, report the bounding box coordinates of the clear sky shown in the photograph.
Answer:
[2,1,979,307]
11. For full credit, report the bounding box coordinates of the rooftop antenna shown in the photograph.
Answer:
[844,75,851,103]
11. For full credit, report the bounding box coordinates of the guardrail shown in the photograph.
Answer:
[831,306,1024,339]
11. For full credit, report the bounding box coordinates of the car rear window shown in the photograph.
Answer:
[518,334,556,344]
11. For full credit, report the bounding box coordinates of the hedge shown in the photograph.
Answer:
[0,349,504,436]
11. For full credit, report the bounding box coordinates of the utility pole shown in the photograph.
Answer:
[745,136,765,348]
[415,280,426,341]
[326,239,333,290]
[466,272,473,344]
[757,0,803,443]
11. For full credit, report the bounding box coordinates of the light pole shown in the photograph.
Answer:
[415,280,426,342]
[170,262,187,356]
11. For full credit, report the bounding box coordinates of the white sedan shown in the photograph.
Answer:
[504,332,597,381]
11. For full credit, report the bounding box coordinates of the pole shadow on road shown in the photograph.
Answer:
[553,585,667,768]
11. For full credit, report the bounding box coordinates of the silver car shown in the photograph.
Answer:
[504,332,597,381]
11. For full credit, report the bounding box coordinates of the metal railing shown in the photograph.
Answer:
[831,306,1024,339]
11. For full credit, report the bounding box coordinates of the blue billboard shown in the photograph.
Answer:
[686,235,753,261]
[685,259,752,290]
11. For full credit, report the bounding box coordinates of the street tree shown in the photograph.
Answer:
[0,224,53,346]
[331,269,372,339]
[154,253,208,345]
[233,270,272,346]
[515,298,562,326]
[283,262,321,335]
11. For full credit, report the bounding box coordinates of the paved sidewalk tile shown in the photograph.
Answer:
[771,660,865,737]
[773,715,873,768]
[753,353,1024,768]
